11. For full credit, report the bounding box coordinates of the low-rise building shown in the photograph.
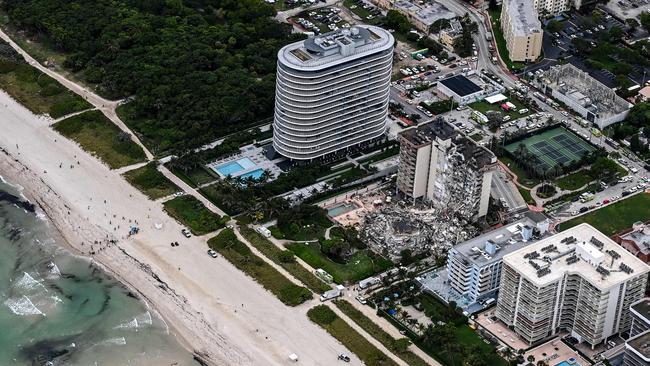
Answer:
[372,0,456,33]
[536,64,633,129]
[438,18,463,50]
[446,212,550,305]
[437,75,485,105]
[614,222,650,264]
[500,0,543,62]
[496,224,650,348]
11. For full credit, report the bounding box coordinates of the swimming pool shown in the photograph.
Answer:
[327,202,359,217]
[555,359,580,366]
[239,168,264,180]
[215,157,256,176]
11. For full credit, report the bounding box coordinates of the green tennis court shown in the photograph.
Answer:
[505,127,595,173]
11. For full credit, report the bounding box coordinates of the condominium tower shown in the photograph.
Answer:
[273,26,394,160]
[496,224,649,348]
[396,118,496,218]
[500,0,543,62]
[446,213,549,306]
[624,299,650,366]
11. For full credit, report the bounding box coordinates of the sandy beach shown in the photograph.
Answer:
[0,88,362,365]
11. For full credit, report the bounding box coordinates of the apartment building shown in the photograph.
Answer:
[630,298,650,338]
[533,0,570,15]
[500,0,543,62]
[396,118,496,217]
[446,212,550,305]
[273,26,393,160]
[496,224,650,348]
[623,330,650,366]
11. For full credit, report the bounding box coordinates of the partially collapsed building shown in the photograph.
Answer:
[396,118,496,218]
[537,64,632,129]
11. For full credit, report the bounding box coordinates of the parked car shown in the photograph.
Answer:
[181,228,192,238]
[207,249,218,258]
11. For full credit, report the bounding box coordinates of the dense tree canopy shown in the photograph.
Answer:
[3,0,298,154]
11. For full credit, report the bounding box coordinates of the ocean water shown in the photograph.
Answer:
[0,179,200,366]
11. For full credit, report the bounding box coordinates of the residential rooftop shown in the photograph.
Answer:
[399,118,497,167]
[503,224,650,289]
[278,25,393,71]
[504,0,541,37]
[627,329,650,360]
[394,0,456,26]
[454,214,549,267]
[621,222,650,255]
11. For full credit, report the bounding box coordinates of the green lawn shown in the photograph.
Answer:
[168,165,216,188]
[469,133,483,142]
[499,156,541,187]
[0,51,91,118]
[209,229,312,306]
[163,195,227,235]
[334,300,429,366]
[239,227,330,293]
[307,305,399,366]
[53,110,146,169]
[518,187,536,205]
[123,162,180,199]
[554,170,594,191]
[560,193,650,235]
[286,242,393,284]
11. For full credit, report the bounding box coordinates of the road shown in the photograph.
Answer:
[438,0,517,89]
[491,168,527,211]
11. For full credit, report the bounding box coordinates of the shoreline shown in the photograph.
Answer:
[0,86,363,366]
[0,147,209,365]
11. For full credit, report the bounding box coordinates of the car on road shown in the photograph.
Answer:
[579,207,588,213]
[181,228,192,238]
[207,249,218,258]
[602,199,610,204]
[355,295,367,304]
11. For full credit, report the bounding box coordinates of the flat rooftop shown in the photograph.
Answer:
[454,215,547,267]
[399,118,496,167]
[627,329,650,360]
[541,64,631,118]
[278,25,393,71]
[504,0,541,37]
[439,75,483,97]
[394,1,455,26]
[503,223,650,289]
[632,298,650,323]
[621,223,650,255]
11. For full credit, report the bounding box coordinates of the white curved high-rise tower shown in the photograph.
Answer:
[273,25,394,160]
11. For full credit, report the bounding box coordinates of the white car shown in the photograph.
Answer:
[207,249,218,258]
[181,228,192,238]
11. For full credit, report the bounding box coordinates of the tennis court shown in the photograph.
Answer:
[505,127,596,173]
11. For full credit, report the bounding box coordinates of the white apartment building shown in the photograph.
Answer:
[446,213,549,306]
[533,0,570,15]
[496,224,650,348]
[273,26,393,160]
[500,0,543,62]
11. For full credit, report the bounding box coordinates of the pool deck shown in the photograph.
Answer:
[524,337,591,366]
[206,144,283,180]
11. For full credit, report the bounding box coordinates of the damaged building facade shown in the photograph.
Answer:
[360,118,496,260]
[396,118,496,219]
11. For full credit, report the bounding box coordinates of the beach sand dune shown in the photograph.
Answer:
[0,89,361,366]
